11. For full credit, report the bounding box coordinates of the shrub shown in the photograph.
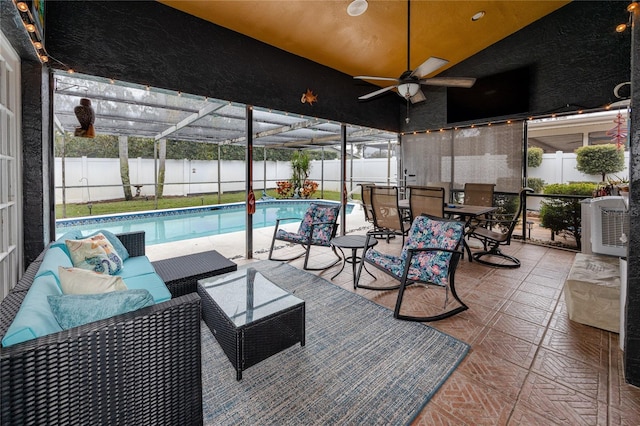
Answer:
[539,182,598,250]
[575,144,625,182]
[526,177,545,194]
[301,180,319,198]
[276,181,294,198]
[527,147,543,168]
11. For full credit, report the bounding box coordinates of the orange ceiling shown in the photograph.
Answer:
[160,0,569,82]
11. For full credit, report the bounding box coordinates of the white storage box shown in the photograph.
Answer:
[564,253,620,333]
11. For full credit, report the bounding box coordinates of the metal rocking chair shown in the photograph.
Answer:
[355,215,468,322]
[466,187,533,268]
[268,202,341,270]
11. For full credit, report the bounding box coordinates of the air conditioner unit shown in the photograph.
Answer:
[589,196,629,257]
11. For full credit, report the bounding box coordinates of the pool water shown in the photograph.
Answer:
[56,200,352,245]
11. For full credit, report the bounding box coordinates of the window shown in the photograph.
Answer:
[0,31,22,300]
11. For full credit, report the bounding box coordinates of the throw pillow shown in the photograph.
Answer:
[85,230,130,261]
[58,266,128,294]
[48,289,155,330]
[65,233,123,275]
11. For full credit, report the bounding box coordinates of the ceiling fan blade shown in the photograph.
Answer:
[420,77,477,88]
[354,76,400,82]
[358,85,397,100]
[409,89,426,104]
[410,57,449,78]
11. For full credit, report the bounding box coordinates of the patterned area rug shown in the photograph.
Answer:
[201,260,469,425]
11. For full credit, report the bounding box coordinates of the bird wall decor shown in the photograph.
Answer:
[74,98,96,138]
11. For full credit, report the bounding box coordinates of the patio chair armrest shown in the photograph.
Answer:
[407,246,463,257]
[365,229,388,238]
[467,215,514,231]
[276,217,302,222]
[308,219,338,230]
[273,217,303,231]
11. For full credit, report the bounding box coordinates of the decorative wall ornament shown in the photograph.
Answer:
[300,89,318,105]
[607,112,628,149]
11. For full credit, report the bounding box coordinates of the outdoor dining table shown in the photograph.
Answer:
[397,199,498,261]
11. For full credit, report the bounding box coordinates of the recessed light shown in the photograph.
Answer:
[471,11,485,21]
[347,0,368,17]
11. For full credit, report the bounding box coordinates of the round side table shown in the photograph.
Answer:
[330,235,378,287]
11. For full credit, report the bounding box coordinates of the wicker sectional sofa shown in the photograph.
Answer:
[0,231,203,425]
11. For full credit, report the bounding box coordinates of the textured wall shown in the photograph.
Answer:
[21,63,52,264]
[1,1,50,264]
[404,1,632,131]
[44,1,403,132]
[625,4,640,386]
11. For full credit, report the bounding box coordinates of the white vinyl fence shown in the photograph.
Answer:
[55,151,629,205]
[54,157,398,204]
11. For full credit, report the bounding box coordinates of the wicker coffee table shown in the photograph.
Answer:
[198,268,305,380]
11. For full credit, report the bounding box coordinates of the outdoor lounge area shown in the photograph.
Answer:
[110,204,634,424]
[2,0,640,424]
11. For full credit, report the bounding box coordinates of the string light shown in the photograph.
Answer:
[615,2,638,32]
[13,0,48,64]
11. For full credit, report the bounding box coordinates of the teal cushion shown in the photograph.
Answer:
[1,274,64,347]
[35,247,73,281]
[116,256,156,278]
[85,230,130,261]
[50,230,84,256]
[48,289,155,330]
[122,273,172,303]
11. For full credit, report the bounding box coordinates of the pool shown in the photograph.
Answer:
[55,200,353,245]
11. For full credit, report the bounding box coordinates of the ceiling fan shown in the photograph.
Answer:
[354,0,476,106]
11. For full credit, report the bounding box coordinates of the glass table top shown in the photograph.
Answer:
[198,268,303,327]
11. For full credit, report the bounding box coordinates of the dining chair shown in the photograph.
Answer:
[369,186,410,244]
[466,187,533,268]
[461,182,496,234]
[359,183,376,224]
[463,183,495,207]
[268,202,341,270]
[354,214,468,321]
[407,185,445,220]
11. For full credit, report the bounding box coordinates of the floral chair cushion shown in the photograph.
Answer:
[364,216,464,286]
[275,203,340,246]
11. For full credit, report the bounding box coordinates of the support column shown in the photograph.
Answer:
[246,105,254,259]
[340,124,347,236]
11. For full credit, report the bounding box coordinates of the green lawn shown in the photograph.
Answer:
[56,189,356,219]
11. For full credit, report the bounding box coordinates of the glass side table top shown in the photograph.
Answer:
[198,268,303,327]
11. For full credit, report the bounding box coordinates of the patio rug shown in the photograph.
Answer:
[201,260,470,425]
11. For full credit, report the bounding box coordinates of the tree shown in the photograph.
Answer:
[156,139,167,198]
[290,150,311,196]
[575,144,625,182]
[118,136,133,200]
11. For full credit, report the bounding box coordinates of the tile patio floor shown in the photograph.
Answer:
[146,204,640,425]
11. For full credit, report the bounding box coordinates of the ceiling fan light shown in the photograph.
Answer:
[397,83,420,98]
[347,0,368,17]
